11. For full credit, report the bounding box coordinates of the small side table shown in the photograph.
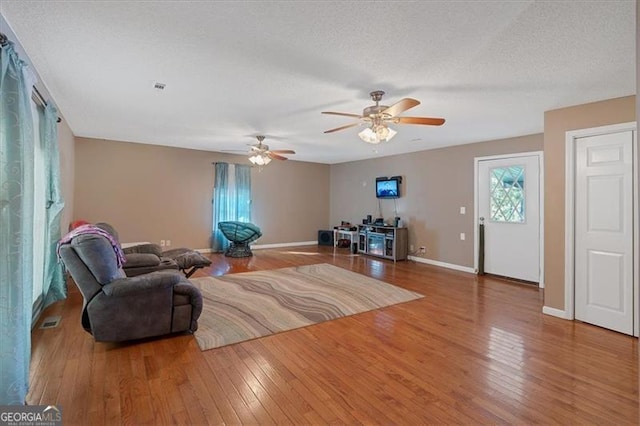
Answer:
[333,229,358,249]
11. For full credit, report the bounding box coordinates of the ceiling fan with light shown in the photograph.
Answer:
[246,136,295,166]
[322,90,445,144]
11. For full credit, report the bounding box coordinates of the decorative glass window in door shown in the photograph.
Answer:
[490,165,525,223]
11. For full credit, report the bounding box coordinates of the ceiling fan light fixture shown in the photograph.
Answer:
[244,135,295,166]
[358,125,397,144]
[386,126,397,140]
[249,153,271,166]
[358,127,379,144]
[322,91,444,145]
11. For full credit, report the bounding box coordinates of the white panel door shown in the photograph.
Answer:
[478,155,540,282]
[575,131,633,334]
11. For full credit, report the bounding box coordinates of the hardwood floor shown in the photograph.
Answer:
[28,246,638,424]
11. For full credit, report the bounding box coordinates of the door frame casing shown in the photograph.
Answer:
[473,151,545,287]
[563,122,638,336]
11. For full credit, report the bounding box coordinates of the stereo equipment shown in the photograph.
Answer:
[317,230,334,246]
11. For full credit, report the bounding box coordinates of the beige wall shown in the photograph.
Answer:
[74,138,330,249]
[57,116,75,233]
[543,95,636,310]
[330,134,543,268]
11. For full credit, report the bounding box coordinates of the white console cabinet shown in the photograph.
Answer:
[357,225,408,261]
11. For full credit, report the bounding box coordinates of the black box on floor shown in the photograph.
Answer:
[317,230,334,246]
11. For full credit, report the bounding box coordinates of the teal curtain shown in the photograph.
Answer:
[211,163,229,252]
[211,163,252,252]
[235,165,252,222]
[41,103,66,308]
[0,41,36,404]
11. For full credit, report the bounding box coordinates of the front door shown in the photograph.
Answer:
[574,130,634,335]
[477,154,541,283]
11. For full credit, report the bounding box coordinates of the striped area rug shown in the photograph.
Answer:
[190,263,423,351]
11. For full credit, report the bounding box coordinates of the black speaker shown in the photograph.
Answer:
[318,230,334,246]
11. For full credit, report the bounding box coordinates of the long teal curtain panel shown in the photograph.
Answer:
[211,163,252,252]
[41,103,66,308]
[235,164,252,223]
[0,41,36,404]
[211,162,230,252]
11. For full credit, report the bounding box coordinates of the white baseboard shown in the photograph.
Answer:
[407,256,475,274]
[542,306,572,319]
[31,294,44,329]
[121,241,151,249]
[197,241,317,253]
[252,241,317,250]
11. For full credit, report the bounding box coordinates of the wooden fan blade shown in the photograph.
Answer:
[381,98,420,117]
[324,122,361,134]
[395,116,446,126]
[270,150,296,154]
[321,111,362,118]
[267,152,288,161]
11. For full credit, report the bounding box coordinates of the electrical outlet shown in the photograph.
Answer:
[419,246,426,254]
[410,244,414,251]
[160,240,165,247]
[166,240,171,247]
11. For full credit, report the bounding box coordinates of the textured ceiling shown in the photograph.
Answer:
[1,1,635,164]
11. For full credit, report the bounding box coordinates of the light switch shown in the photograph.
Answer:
[460,206,466,215]
[460,233,466,241]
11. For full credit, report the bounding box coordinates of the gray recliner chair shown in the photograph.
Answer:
[95,223,212,278]
[58,231,203,342]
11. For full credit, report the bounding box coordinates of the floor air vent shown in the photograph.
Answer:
[39,316,61,329]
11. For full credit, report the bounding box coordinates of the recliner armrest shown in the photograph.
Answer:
[173,281,203,328]
[102,271,182,297]
[123,253,160,268]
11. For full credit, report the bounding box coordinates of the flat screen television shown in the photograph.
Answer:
[376,177,400,199]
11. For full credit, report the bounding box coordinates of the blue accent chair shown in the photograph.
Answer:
[218,221,262,257]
